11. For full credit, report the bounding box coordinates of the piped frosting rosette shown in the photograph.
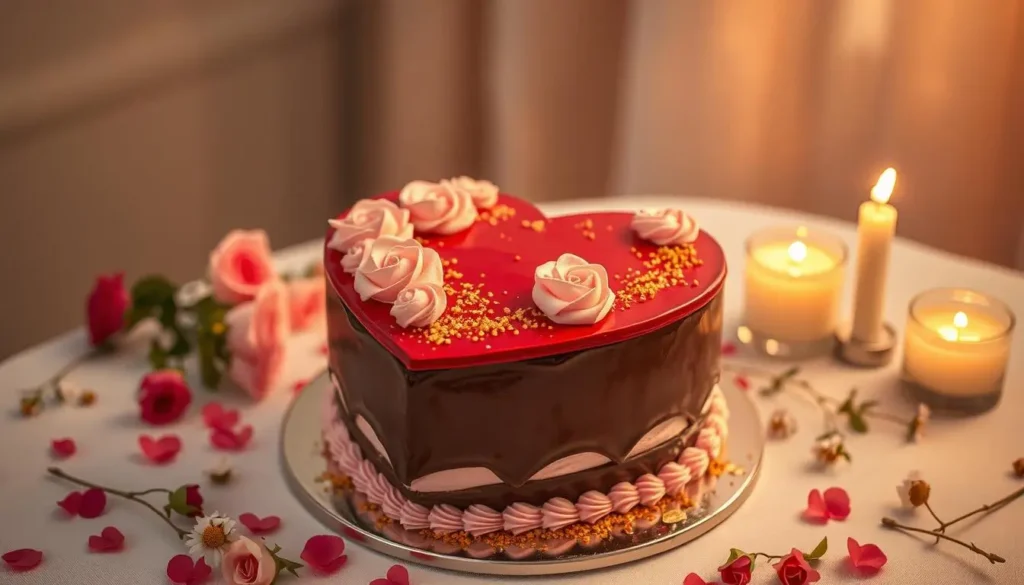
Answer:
[328,199,413,254]
[399,180,478,235]
[322,384,731,554]
[630,208,699,246]
[532,253,615,325]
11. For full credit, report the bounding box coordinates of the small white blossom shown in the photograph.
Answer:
[184,512,238,566]
[897,471,930,508]
[206,457,234,485]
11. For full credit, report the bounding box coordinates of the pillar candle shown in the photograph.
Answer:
[851,168,898,343]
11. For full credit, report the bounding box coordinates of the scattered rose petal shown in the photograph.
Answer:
[292,380,309,393]
[370,563,411,585]
[51,438,76,458]
[57,491,84,516]
[2,548,43,571]
[88,526,125,552]
[300,534,348,574]
[803,489,829,523]
[824,487,851,520]
[201,403,239,431]
[847,537,888,572]
[721,342,737,356]
[319,343,329,355]
[238,513,281,534]
[210,425,253,451]
[139,434,182,464]
[409,551,432,561]
[683,574,710,585]
[79,488,108,519]
[167,554,212,585]
[734,375,750,391]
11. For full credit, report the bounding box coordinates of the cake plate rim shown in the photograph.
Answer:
[281,374,763,577]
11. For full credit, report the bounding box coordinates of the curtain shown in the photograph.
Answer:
[342,0,1024,269]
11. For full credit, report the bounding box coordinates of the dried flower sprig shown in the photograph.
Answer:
[881,472,1024,564]
[18,350,101,417]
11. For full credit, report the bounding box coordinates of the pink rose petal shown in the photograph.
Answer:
[210,425,253,451]
[848,537,888,572]
[51,438,76,458]
[803,489,829,523]
[57,491,83,516]
[300,534,348,574]
[238,513,281,534]
[386,564,410,585]
[319,343,329,355]
[201,402,239,430]
[292,379,309,393]
[79,488,107,519]
[88,526,125,552]
[824,486,851,520]
[734,375,750,391]
[2,548,43,571]
[721,342,737,356]
[683,574,710,585]
[139,434,182,464]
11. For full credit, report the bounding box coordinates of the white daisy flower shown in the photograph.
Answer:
[184,511,238,566]
[206,457,234,485]
[897,471,930,508]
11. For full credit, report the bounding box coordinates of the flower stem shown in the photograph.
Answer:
[749,552,785,562]
[47,467,188,540]
[32,350,98,393]
[881,517,1005,564]
[933,485,1024,533]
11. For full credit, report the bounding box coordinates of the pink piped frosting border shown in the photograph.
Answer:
[322,385,730,534]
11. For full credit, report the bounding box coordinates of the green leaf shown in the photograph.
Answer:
[726,548,746,563]
[148,340,169,370]
[268,545,303,582]
[837,388,857,414]
[779,366,800,380]
[194,295,229,390]
[847,411,869,433]
[859,400,879,413]
[804,537,828,560]
[166,486,198,517]
[815,431,836,442]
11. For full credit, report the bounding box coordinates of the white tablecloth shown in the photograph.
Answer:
[2,197,1022,585]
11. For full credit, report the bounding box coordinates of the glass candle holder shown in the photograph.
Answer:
[902,288,1015,414]
[740,226,848,358]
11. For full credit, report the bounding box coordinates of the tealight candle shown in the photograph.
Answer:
[742,226,847,358]
[902,289,1015,414]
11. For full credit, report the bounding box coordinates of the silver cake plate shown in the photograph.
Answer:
[281,374,764,577]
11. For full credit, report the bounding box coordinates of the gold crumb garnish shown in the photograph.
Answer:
[661,509,686,524]
[708,459,727,477]
[614,244,701,309]
[477,204,516,225]
[78,390,97,406]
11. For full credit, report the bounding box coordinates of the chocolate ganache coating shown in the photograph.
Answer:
[327,289,724,509]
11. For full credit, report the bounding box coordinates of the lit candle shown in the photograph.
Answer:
[902,289,1015,413]
[743,226,847,356]
[850,168,898,343]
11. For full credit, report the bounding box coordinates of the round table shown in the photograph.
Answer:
[2,197,1022,585]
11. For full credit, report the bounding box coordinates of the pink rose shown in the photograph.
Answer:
[532,253,615,325]
[225,280,289,399]
[390,282,447,328]
[286,276,326,331]
[398,180,477,234]
[773,549,821,585]
[209,230,276,305]
[630,208,700,245]
[221,537,275,585]
[340,240,370,274]
[328,199,412,253]
[353,236,443,303]
[718,555,752,585]
[138,370,192,425]
[449,176,499,209]
[86,273,129,346]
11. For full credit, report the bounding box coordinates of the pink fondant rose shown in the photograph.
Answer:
[221,536,275,585]
[398,180,477,235]
[449,176,499,209]
[286,276,326,331]
[390,282,447,328]
[225,280,289,399]
[630,208,700,245]
[209,230,276,305]
[327,199,413,253]
[532,253,615,325]
[85,273,129,346]
[354,236,443,303]
[340,240,370,274]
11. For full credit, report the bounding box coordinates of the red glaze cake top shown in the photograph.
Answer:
[324,192,726,371]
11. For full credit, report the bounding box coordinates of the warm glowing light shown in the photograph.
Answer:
[937,326,958,342]
[795,226,809,238]
[788,241,808,263]
[953,311,968,328]
[870,167,897,204]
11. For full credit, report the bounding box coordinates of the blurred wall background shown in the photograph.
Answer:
[1,0,1023,359]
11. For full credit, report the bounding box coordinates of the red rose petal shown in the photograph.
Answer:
[201,402,239,431]
[2,548,43,571]
[51,438,76,458]
[192,558,212,582]
[238,513,281,534]
[292,380,309,393]
[210,425,253,451]
[88,526,125,552]
[684,574,710,585]
[300,534,348,574]
[734,375,750,391]
[848,537,888,572]
[721,342,737,356]
[79,488,107,519]
[139,434,182,464]
[803,488,829,523]
[319,343,329,355]
[57,491,83,516]
[166,554,195,584]
[386,564,410,585]
[824,486,851,520]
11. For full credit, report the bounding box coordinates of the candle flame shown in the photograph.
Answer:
[787,241,808,263]
[953,311,968,328]
[870,167,897,204]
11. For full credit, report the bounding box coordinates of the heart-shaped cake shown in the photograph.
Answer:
[322,180,729,561]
